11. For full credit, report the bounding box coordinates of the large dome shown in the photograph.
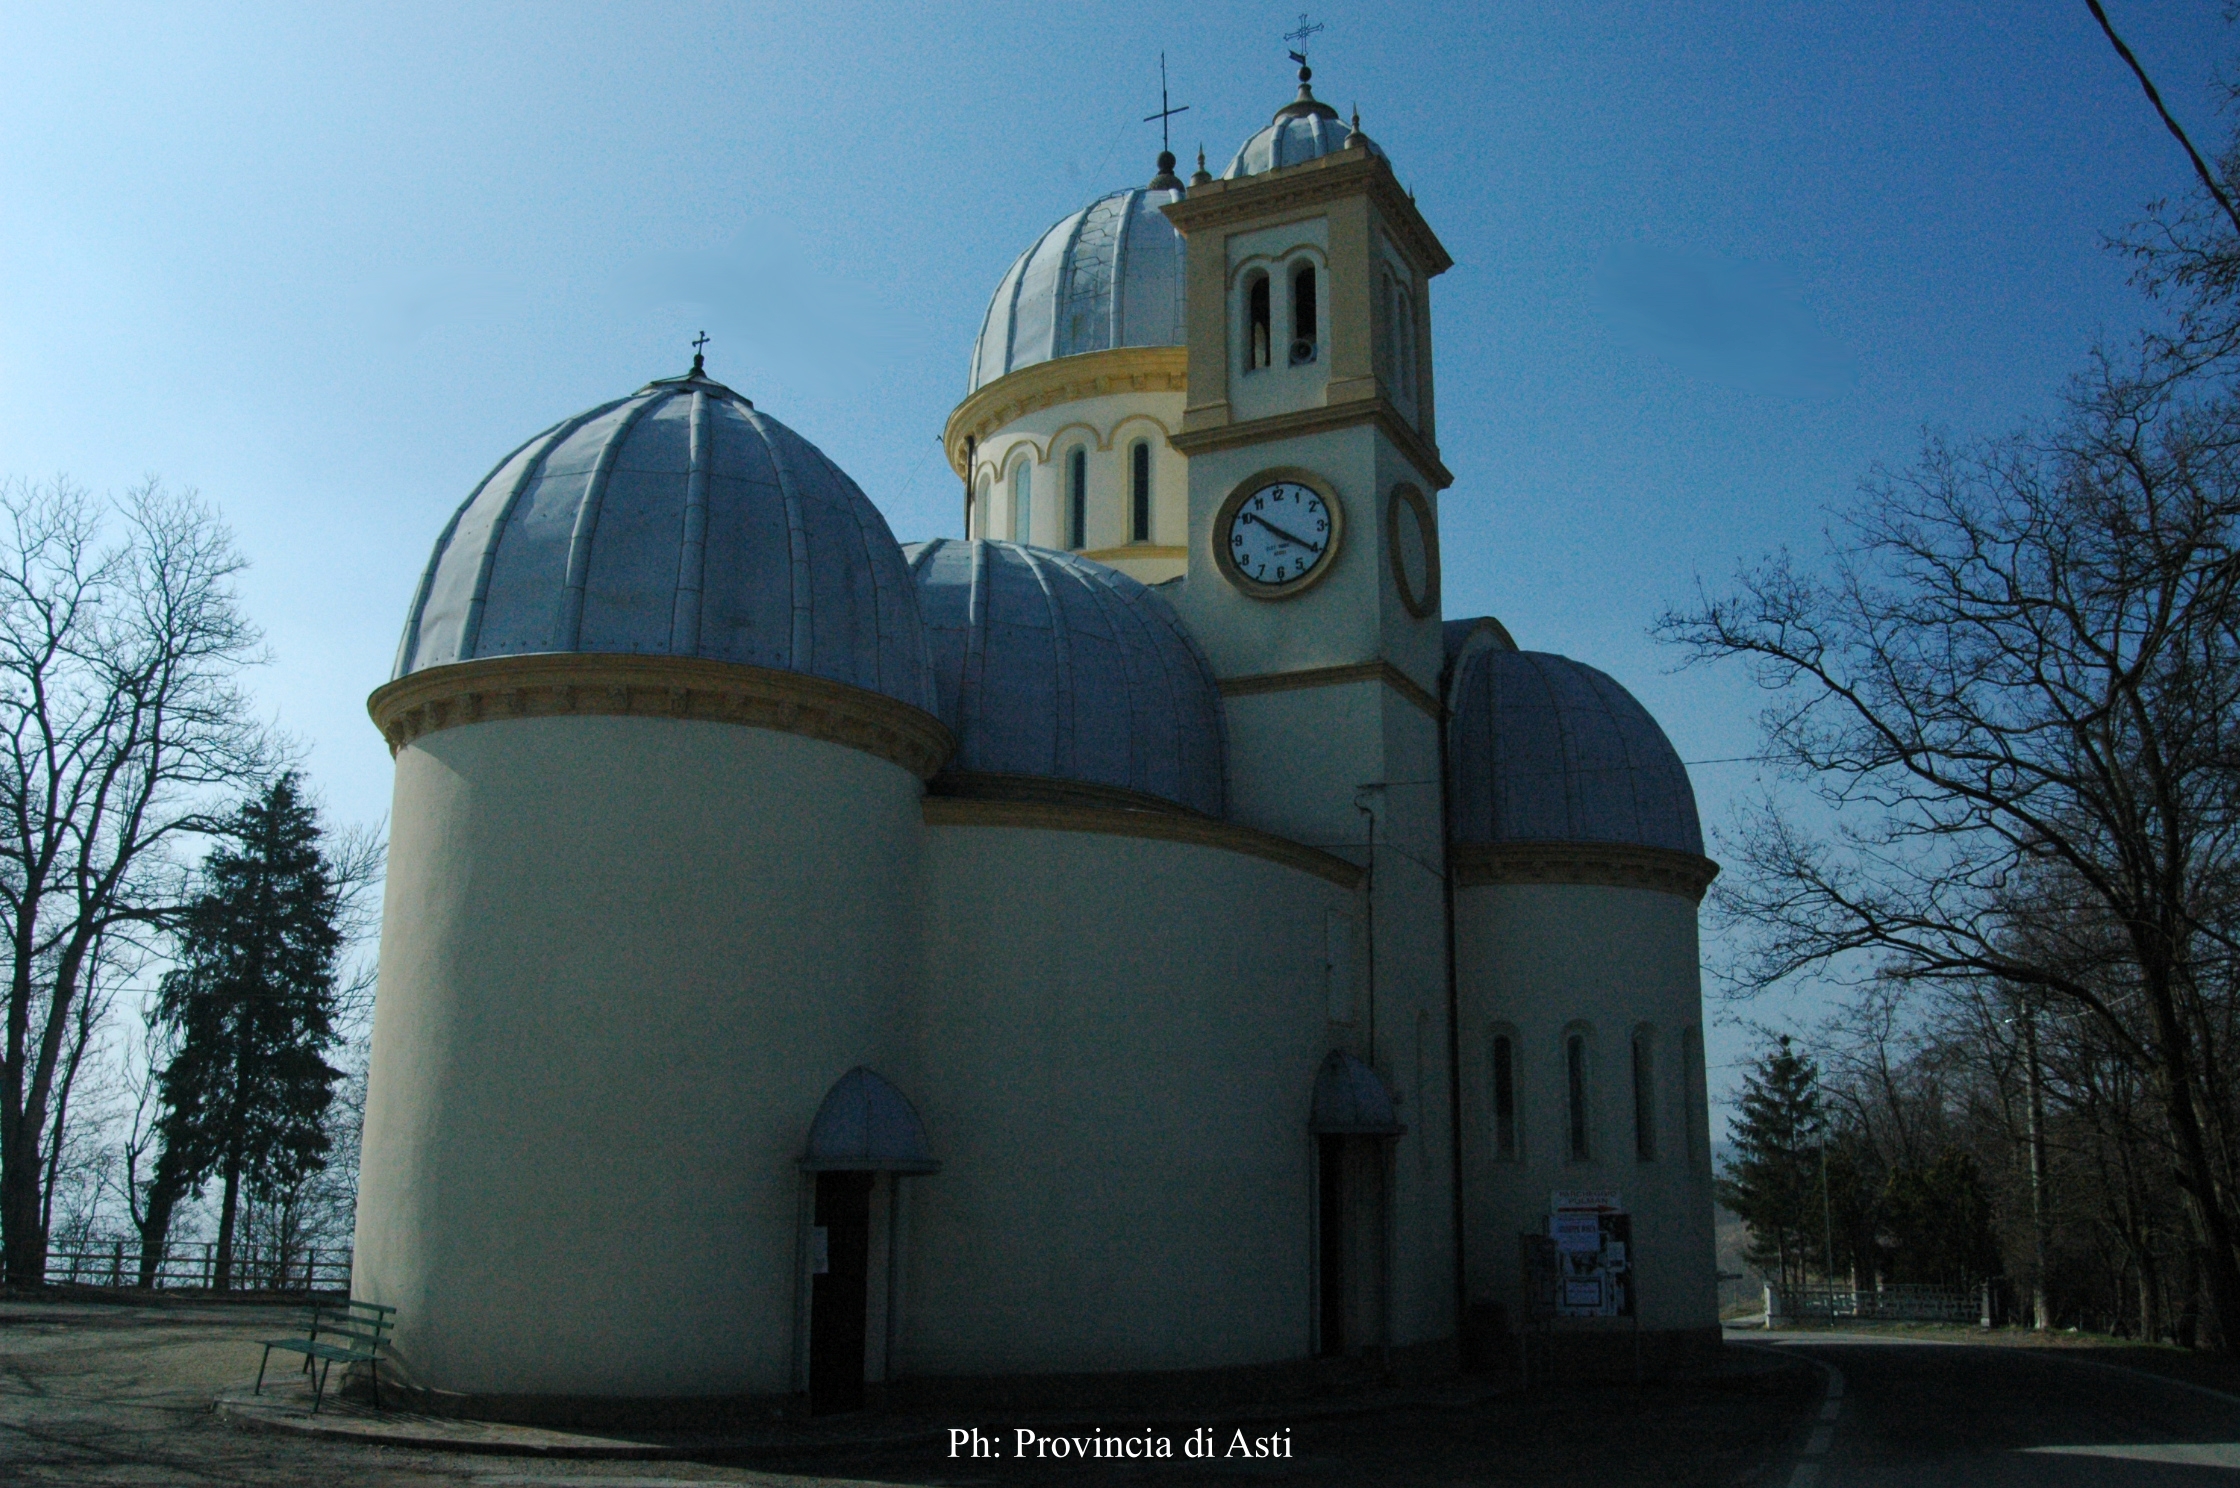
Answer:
[904,539,1225,816]
[1222,75,1384,180]
[1446,649,1702,855]
[395,363,934,713]
[967,180,1186,394]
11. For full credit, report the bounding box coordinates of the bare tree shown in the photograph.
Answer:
[1659,359,2240,1344]
[0,478,270,1288]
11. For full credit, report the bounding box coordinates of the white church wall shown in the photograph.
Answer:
[907,822,1351,1374]
[1452,881,1718,1335]
[354,713,928,1400]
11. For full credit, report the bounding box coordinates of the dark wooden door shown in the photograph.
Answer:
[1318,1136,1346,1356]
[809,1172,873,1414]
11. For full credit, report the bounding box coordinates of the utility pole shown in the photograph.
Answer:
[2023,1003,2051,1331]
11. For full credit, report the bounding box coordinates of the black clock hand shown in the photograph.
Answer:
[1243,510,1324,554]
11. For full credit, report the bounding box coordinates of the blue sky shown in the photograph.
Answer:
[1,1,2228,1114]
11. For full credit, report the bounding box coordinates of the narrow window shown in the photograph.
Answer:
[1632,1028,1657,1161]
[1682,1025,1706,1164]
[1491,1033,1517,1160]
[1130,441,1151,542]
[1566,1033,1590,1161]
[1012,460,1032,545]
[1247,273,1272,370]
[972,475,990,540]
[1068,448,1087,550]
[1290,262,1318,363]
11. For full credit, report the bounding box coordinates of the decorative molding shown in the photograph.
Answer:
[368,653,957,780]
[944,347,1189,477]
[1449,841,1721,902]
[1170,396,1454,491]
[923,796,1363,889]
[1386,482,1441,620]
[1076,544,1187,563]
[1166,149,1454,278]
[1218,660,1442,723]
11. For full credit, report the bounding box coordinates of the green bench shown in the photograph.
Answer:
[255,1299,394,1413]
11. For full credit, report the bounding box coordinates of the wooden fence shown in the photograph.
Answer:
[43,1238,352,1293]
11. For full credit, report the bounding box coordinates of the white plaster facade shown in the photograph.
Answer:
[352,67,1722,1420]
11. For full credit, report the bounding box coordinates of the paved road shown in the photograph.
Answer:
[1756,1330,2240,1485]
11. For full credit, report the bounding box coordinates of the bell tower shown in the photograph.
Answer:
[1161,83,1453,848]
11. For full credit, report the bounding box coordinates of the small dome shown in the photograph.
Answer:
[1447,650,1703,855]
[395,366,935,715]
[904,539,1225,816]
[1222,79,1385,180]
[968,181,1186,394]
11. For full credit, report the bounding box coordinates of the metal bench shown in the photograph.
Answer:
[255,1299,394,1413]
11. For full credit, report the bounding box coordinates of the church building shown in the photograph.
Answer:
[351,62,1721,1419]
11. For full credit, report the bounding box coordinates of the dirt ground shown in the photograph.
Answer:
[0,1294,1820,1487]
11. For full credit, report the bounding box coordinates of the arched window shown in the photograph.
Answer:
[1011,459,1032,545]
[1632,1026,1658,1161]
[1246,272,1272,370]
[1491,1030,1518,1161]
[1290,262,1318,364]
[1068,447,1087,550]
[973,474,990,540]
[1565,1030,1591,1162]
[1130,441,1152,543]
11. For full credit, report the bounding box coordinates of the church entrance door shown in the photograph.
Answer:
[809,1171,873,1414]
[1317,1135,1387,1357]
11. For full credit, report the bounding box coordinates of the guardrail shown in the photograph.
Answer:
[1766,1281,1980,1324]
[44,1239,352,1292]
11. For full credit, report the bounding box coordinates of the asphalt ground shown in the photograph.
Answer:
[1756,1328,2240,1485]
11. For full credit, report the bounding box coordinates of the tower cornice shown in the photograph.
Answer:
[1164,149,1453,279]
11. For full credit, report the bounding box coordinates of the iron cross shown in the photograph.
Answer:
[692,331,710,357]
[1142,52,1190,153]
[1285,13,1324,57]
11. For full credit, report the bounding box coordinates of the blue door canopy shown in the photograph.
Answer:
[1310,1050,1406,1137]
[801,1067,942,1174]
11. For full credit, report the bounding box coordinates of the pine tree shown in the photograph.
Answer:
[150,775,343,1290]
[1718,1035,1825,1288]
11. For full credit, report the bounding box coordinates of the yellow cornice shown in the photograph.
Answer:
[1218,660,1443,723]
[1450,841,1721,903]
[1170,396,1454,492]
[368,653,957,780]
[923,795,1363,889]
[1166,149,1453,278]
[944,347,1189,478]
[1076,544,1187,563]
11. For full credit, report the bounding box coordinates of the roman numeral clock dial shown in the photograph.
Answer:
[1215,471,1345,600]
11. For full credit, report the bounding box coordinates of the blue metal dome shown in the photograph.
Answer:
[903,539,1225,816]
[1222,78,1385,180]
[968,180,1186,394]
[1447,649,1703,855]
[394,364,935,714]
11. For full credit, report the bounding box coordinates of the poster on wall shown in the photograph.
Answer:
[1549,1191,1633,1319]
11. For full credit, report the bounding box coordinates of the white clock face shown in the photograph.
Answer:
[1226,482,1333,587]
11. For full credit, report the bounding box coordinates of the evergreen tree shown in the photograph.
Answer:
[149,775,343,1290]
[1719,1035,1826,1288]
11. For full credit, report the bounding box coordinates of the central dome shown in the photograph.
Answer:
[395,364,934,713]
[968,180,1186,394]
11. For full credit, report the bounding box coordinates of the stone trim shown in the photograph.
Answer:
[368,654,957,780]
[944,347,1189,477]
[923,796,1363,889]
[1169,395,1454,491]
[1164,149,1454,278]
[1218,660,1442,723]
[1450,841,1721,902]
